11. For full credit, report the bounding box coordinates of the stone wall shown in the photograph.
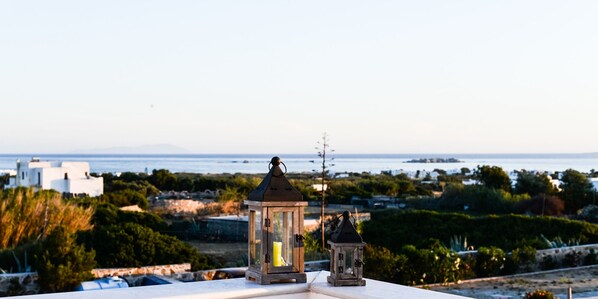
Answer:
[152,199,206,214]
[535,244,598,269]
[91,263,191,278]
[457,244,598,271]
[0,264,191,296]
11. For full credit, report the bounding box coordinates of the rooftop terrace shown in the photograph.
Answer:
[20,271,470,299]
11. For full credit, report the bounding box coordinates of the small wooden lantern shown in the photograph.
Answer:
[245,157,307,285]
[327,211,366,286]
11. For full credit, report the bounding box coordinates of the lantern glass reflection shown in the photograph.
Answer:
[249,210,262,267]
[272,211,294,267]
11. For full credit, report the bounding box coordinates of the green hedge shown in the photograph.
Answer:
[361,210,598,252]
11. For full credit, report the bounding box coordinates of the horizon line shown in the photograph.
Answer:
[0,152,597,156]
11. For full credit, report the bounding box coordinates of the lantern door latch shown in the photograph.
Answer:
[295,234,304,247]
[264,218,270,227]
[355,259,363,268]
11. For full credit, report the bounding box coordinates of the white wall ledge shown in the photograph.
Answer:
[20,271,471,299]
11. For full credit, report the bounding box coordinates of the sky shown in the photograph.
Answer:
[1,1,598,154]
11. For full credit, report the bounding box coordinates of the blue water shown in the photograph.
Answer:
[0,153,597,174]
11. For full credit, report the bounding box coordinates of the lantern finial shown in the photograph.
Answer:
[342,210,350,219]
[271,156,281,166]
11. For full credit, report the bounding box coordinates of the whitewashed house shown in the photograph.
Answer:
[5,158,103,197]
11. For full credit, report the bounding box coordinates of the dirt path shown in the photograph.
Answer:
[428,265,598,298]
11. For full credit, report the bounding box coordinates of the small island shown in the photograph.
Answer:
[404,158,462,163]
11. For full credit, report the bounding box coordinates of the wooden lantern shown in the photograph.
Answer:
[245,157,307,285]
[327,211,366,286]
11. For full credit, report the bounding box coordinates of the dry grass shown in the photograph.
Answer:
[0,188,93,249]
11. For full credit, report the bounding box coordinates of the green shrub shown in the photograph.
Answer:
[563,251,582,268]
[475,246,505,277]
[81,222,214,271]
[363,245,399,282]
[93,203,168,231]
[364,242,469,286]
[439,184,512,213]
[99,189,149,209]
[525,289,555,299]
[396,241,467,285]
[7,277,25,296]
[35,227,95,293]
[540,255,557,271]
[361,210,598,252]
[503,246,537,274]
[584,249,597,265]
[0,242,40,273]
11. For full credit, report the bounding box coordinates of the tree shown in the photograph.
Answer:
[514,171,555,196]
[35,227,95,293]
[106,180,158,197]
[461,167,471,176]
[148,169,178,191]
[100,189,149,209]
[476,165,511,192]
[439,184,512,213]
[560,169,594,213]
[0,174,9,189]
[513,194,565,216]
[314,133,334,252]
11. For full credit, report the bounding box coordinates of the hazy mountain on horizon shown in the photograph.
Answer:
[74,144,191,154]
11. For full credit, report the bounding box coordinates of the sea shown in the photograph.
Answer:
[1,153,598,175]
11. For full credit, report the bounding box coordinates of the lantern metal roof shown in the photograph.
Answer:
[330,211,363,243]
[247,157,303,202]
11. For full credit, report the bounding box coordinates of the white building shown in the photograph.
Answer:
[5,158,103,197]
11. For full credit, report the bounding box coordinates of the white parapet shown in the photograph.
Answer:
[17,271,471,299]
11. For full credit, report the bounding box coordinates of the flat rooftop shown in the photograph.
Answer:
[20,271,470,299]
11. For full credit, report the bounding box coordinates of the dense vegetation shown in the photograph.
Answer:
[2,163,598,291]
[0,188,93,249]
[362,210,598,252]
[360,209,598,285]
[0,187,214,293]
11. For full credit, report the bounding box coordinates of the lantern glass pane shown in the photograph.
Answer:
[344,249,355,277]
[272,211,294,268]
[249,210,262,267]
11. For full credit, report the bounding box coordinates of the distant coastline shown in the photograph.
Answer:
[0,153,597,174]
[404,158,462,163]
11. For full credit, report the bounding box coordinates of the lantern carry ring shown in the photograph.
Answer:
[268,156,288,177]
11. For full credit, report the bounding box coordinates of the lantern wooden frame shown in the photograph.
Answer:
[327,240,366,286]
[245,200,307,284]
[244,157,307,285]
[327,211,366,286]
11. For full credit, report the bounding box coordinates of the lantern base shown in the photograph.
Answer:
[327,275,366,287]
[246,270,307,285]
